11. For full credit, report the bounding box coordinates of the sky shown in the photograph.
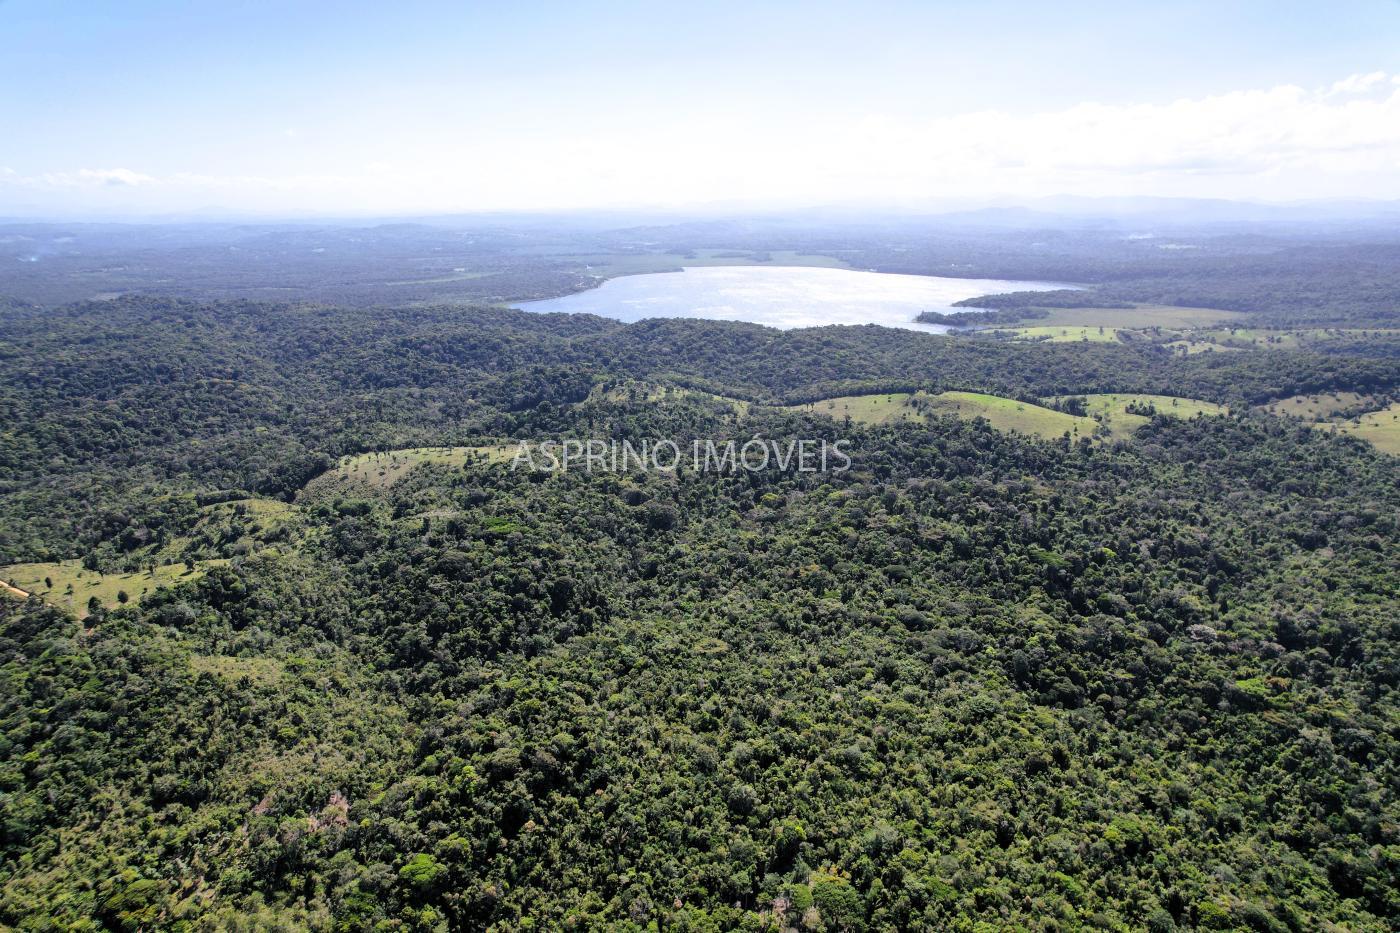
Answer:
[3,0,1400,217]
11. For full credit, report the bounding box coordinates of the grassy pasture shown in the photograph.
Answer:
[1003,325,1124,343]
[783,392,925,426]
[965,304,1246,330]
[299,445,516,501]
[1049,393,1228,439]
[1331,403,1400,455]
[1190,327,1399,350]
[956,304,1248,350]
[1259,391,1380,420]
[2,559,228,618]
[1194,328,1309,349]
[1057,304,1246,328]
[1162,339,1247,355]
[787,391,1096,441]
[922,391,1097,439]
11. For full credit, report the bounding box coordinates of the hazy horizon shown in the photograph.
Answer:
[7,193,1400,229]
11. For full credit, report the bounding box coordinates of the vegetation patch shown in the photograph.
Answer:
[1331,402,1400,455]
[189,653,286,686]
[2,559,227,618]
[782,392,925,426]
[1000,324,1124,343]
[959,303,1245,331]
[1258,391,1383,420]
[918,391,1099,440]
[1188,327,1400,350]
[1251,393,1400,455]
[588,380,751,416]
[1162,338,1248,355]
[1048,393,1228,439]
[787,391,1098,441]
[298,445,517,501]
[1055,304,1246,328]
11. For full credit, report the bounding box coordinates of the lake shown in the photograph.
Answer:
[516,265,1068,331]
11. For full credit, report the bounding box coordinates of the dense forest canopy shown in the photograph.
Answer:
[1,218,1398,931]
[4,296,1397,565]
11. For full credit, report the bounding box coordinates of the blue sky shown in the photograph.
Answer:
[4,0,1400,215]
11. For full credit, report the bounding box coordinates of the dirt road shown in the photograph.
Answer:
[1,580,31,600]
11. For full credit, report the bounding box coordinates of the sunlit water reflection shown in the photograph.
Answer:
[517,265,1070,331]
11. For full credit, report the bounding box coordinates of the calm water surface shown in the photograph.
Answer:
[517,265,1069,331]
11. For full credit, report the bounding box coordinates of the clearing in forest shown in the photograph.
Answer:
[786,391,1097,440]
[1001,324,1124,343]
[1187,327,1400,350]
[1257,391,1381,420]
[1,559,228,618]
[922,391,1098,439]
[1253,393,1400,455]
[783,392,926,426]
[298,445,517,501]
[587,381,752,416]
[1330,402,1400,455]
[1047,393,1228,439]
[960,303,1245,331]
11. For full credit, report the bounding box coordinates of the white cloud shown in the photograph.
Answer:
[5,73,1400,211]
[1329,71,1387,95]
[21,168,159,189]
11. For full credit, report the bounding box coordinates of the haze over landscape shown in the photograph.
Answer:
[3,2,1400,931]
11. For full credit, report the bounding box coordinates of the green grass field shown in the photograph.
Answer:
[923,391,1098,439]
[787,391,1097,440]
[782,392,926,426]
[1189,327,1400,350]
[1060,304,1246,328]
[299,445,517,501]
[1193,328,1310,349]
[1,559,228,618]
[956,304,1248,349]
[1332,403,1400,455]
[1003,325,1124,343]
[1259,391,1380,420]
[967,304,1246,331]
[1249,393,1400,455]
[973,314,1400,357]
[1162,339,1248,355]
[1049,393,1228,439]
